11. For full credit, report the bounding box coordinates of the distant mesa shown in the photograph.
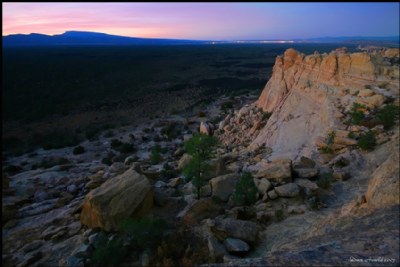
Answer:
[2,30,205,47]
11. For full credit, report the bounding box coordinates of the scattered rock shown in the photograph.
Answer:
[255,159,292,184]
[210,173,240,202]
[274,183,300,198]
[177,154,193,170]
[67,184,78,194]
[208,235,227,262]
[267,190,278,200]
[253,178,272,195]
[177,197,220,224]
[294,179,319,196]
[209,218,260,244]
[200,121,212,135]
[223,238,250,253]
[167,177,184,188]
[293,156,316,168]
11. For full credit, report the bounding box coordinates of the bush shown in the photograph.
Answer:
[111,139,123,148]
[111,139,135,153]
[102,157,112,166]
[90,217,167,266]
[233,172,258,206]
[357,131,377,151]
[104,130,114,138]
[275,209,284,221]
[262,111,272,121]
[150,147,162,165]
[119,217,167,250]
[317,172,333,189]
[90,237,127,267]
[160,163,178,180]
[73,145,85,155]
[319,130,336,154]
[4,164,22,174]
[348,102,366,125]
[364,84,371,89]
[348,131,356,139]
[376,104,399,130]
[220,101,233,113]
[198,111,206,117]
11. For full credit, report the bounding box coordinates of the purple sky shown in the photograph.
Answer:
[2,2,399,40]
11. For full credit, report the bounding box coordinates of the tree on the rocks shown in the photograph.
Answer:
[233,172,258,206]
[183,133,218,199]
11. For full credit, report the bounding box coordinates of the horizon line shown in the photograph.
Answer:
[3,30,399,42]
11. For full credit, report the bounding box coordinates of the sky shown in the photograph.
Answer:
[2,2,399,40]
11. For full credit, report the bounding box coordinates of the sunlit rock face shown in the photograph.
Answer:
[251,48,399,159]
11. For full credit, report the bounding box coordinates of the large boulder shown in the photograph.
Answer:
[177,154,193,170]
[177,197,220,224]
[80,168,153,231]
[253,178,272,195]
[274,183,300,198]
[254,159,292,184]
[209,218,260,244]
[210,173,240,202]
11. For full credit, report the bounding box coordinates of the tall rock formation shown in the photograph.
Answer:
[249,48,399,159]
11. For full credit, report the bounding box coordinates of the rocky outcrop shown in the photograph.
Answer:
[247,48,399,159]
[80,168,153,231]
[365,133,399,209]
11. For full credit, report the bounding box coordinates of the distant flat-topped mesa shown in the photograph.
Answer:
[251,47,399,159]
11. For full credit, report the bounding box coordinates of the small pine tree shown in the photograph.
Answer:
[233,172,258,206]
[183,133,218,199]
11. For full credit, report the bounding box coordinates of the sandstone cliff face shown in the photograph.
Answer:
[250,48,399,159]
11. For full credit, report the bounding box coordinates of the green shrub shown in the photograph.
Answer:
[364,84,371,89]
[275,209,284,221]
[102,157,112,166]
[4,165,22,174]
[317,172,333,189]
[357,131,377,151]
[104,130,114,138]
[232,172,258,206]
[73,145,85,155]
[262,111,272,121]
[160,162,178,179]
[117,143,135,153]
[376,104,399,130]
[85,126,101,141]
[327,130,336,145]
[90,237,127,267]
[198,111,206,117]
[118,217,167,250]
[348,102,366,125]
[110,139,134,153]
[348,131,356,139]
[150,147,162,165]
[220,101,233,113]
[111,139,123,148]
[319,130,336,154]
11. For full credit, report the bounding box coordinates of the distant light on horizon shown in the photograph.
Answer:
[3,3,399,40]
